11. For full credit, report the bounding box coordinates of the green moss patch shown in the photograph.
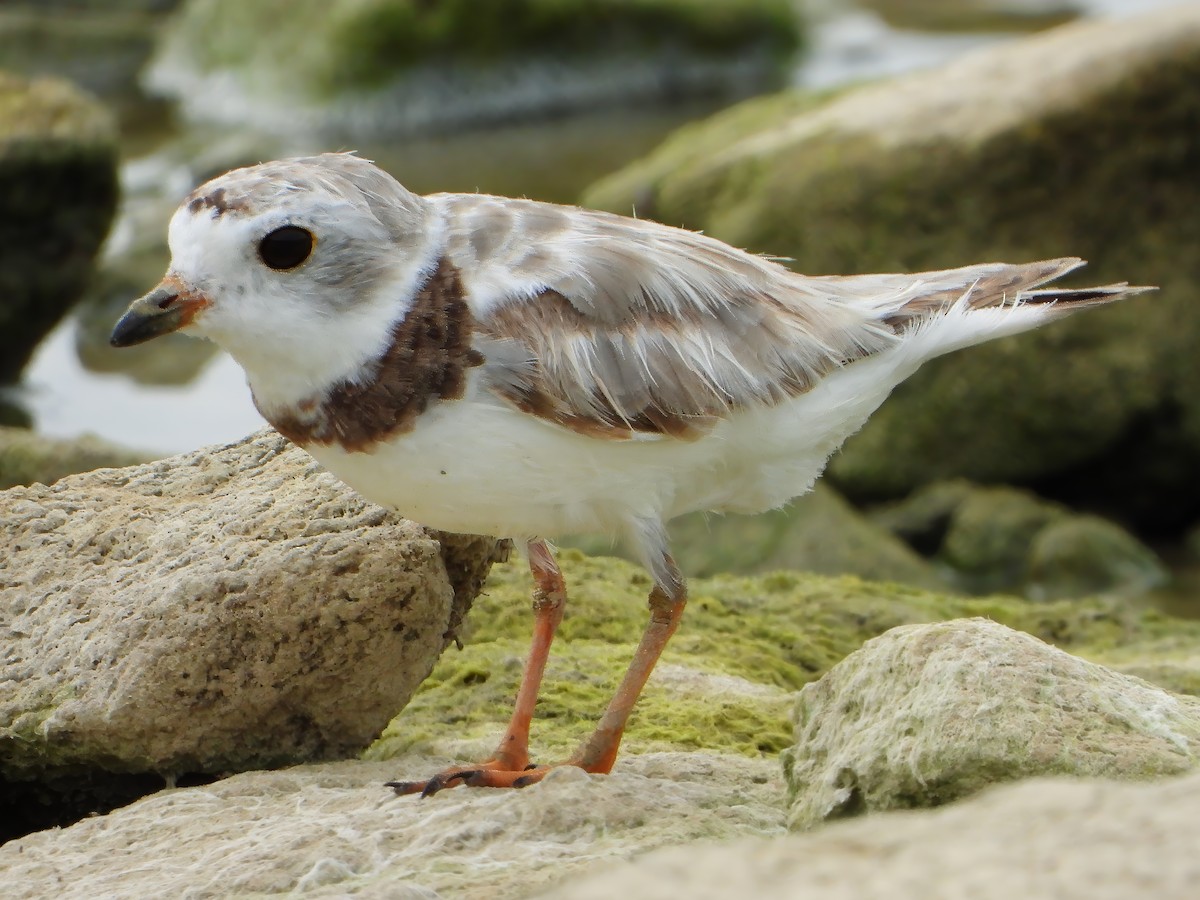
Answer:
[369,551,1200,764]
[859,0,1079,33]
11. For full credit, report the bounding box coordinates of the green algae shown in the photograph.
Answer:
[368,551,1200,765]
[328,0,802,92]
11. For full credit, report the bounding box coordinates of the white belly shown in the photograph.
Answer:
[303,348,915,542]
[305,398,721,539]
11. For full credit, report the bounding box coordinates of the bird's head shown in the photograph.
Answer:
[111,153,443,405]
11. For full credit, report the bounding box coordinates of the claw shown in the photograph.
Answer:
[420,770,478,798]
[385,761,566,796]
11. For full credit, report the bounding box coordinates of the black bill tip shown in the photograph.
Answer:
[110,286,188,348]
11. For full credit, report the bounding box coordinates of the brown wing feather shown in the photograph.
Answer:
[449,197,1137,443]
[477,282,886,441]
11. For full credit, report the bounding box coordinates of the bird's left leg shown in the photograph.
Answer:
[387,538,566,796]
[526,552,686,781]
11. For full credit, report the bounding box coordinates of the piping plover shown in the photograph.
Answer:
[111,153,1149,794]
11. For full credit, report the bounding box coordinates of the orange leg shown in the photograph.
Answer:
[389,549,687,796]
[564,566,686,775]
[387,539,566,796]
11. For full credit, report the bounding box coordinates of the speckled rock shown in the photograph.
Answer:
[3,735,1199,898]
[784,618,1200,829]
[543,772,1200,900]
[4,548,1200,891]
[0,428,501,835]
[0,753,786,899]
[0,71,118,383]
[584,7,1200,530]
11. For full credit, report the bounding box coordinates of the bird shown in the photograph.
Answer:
[110,152,1149,796]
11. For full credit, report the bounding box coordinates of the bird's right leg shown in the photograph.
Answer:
[487,538,565,770]
[387,538,565,797]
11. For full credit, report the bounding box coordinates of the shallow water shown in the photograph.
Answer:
[19,0,1188,455]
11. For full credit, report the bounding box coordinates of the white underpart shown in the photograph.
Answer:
[306,297,1059,551]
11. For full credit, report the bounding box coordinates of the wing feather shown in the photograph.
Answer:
[436,194,1123,441]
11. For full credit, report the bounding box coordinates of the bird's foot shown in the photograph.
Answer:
[386,760,560,797]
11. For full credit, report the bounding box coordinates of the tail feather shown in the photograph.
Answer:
[879,257,1153,330]
[1020,282,1154,310]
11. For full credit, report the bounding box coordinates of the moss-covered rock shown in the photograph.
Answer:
[0,427,152,490]
[857,0,1079,32]
[567,483,941,588]
[1027,515,1169,600]
[0,9,165,102]
[148,0,803,136]
[937,486,1068,590]
[0,72,118,384]
[369,551,1200,767]
[873,481,1167,598]
[583,7,1200,531]
[784,619,1200,829]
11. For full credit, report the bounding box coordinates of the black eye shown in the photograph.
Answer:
[258,225,314,271]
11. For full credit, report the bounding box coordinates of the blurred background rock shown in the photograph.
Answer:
[0,0,1195,610]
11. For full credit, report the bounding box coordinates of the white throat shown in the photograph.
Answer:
[229,230,447,413]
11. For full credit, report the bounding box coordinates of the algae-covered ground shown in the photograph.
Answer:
[368,551,1200,765]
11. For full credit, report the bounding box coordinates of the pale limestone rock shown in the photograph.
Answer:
[542,771,1200,900]
[784,618,1200,829]
[0,428,500,783]
[0,753,786,898]
[5,748,1200,898]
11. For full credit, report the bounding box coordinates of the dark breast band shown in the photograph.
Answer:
[263,257,483,452]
